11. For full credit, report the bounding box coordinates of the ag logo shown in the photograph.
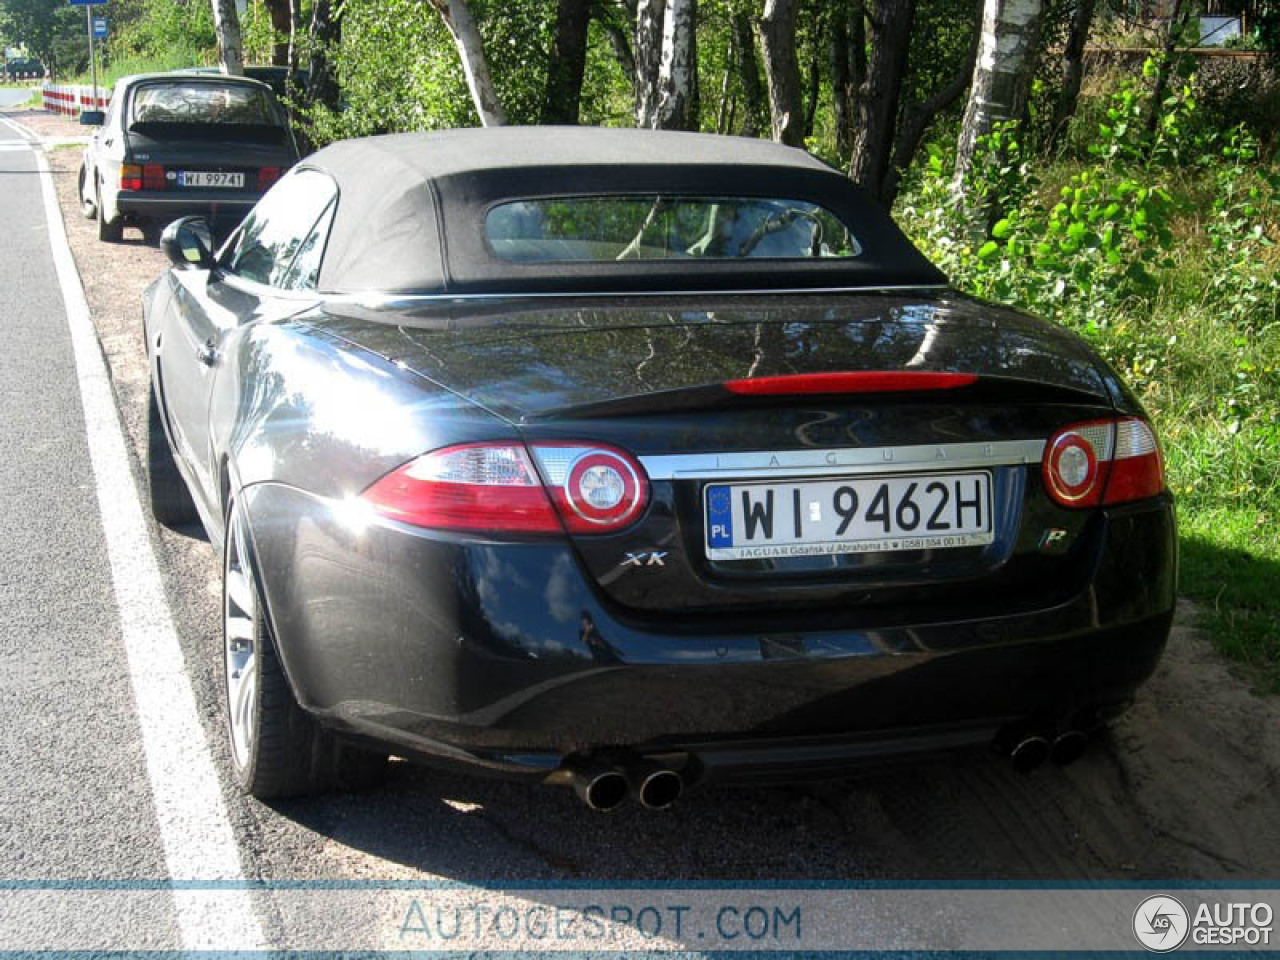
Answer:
[1133,895,1190,952]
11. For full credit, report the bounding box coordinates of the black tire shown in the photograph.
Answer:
[223,502,388,800]
[78,164,97,220]
[146,386,197,528]
[96,182,123,242]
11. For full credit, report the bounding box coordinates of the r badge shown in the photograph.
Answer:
[1038,528,1069,553]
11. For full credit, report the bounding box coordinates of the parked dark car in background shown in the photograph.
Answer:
[78,72,296,242]
[4,58,44,81]
[142,127,1176,811]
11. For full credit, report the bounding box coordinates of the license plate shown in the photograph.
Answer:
[704,472,993,560]
[178,171,244,188]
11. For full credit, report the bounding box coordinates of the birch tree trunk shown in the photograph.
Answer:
[653,0,697,129]
[211,0,244,75]
[847,0,916,203]
[634,0,665,126]
[953,0,1045,186]
[542,0,592,124]
[427,0,508,127]
[757,0,805,147]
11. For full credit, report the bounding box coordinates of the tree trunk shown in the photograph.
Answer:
[542,0,592,124]
[715,63,733,132]
[830,0,851,157]
[597,7,638,103]
[307,0,342,113]
[847,0,915,203]
[732,10,765,137]
[954,0,1045,187]
[804,14,824,138]
[1048,0,1096,151]
[880,11,979,206]
[426,0,508,126]
[211,0,244,75]
[653,0,697,129]
[262,0,291,66]
[634,0,665,126]
[286,0,304,106]
[757,0,805,147]
[1145,0,1189,142]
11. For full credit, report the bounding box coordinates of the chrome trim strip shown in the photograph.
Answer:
[331,283,952,307]
[639,439,1046,481]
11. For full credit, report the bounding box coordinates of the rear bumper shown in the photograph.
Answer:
[115,189,259,221]
[243,483,1177,783]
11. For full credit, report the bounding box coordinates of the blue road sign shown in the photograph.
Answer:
[92,17,107,38]
[68,0,108,6]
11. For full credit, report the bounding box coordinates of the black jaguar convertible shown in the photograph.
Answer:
[143,127,1175,810]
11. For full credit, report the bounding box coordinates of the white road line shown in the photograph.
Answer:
[31,144,265,951]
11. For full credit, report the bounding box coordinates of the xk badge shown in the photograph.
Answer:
[622,551,667,568]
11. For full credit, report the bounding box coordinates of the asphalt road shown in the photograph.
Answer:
[2,104,1279,953]
[0,88,32,109]
[0,115,182,942]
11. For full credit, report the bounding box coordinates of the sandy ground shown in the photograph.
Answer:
[7,104,1280,883]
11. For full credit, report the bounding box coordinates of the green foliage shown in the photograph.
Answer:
[900,56,1280,688]
[107,0,216,67]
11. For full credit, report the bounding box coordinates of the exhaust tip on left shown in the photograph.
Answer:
[571,767,629,812]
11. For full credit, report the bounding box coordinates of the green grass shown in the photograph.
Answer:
[900,142,1280,693]
[1091,303,1280,692]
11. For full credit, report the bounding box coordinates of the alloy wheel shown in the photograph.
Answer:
[223,509,258,770]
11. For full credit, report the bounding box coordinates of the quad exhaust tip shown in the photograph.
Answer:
[635,766,683,810]
[571,766,629,812]
[1050,730,1088,766]
[1009,734,1052,773]
[568,760,685,811]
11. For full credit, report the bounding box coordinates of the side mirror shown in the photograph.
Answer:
[79,110,105,126]
[161,216,215,270]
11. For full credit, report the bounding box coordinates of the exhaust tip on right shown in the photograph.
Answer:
[637,768,683,810]
[1009,734,1052,773]
[1050,730,1089,766]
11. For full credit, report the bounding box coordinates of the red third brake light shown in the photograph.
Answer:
[361,441,650,535]
[723,371,978,396]
[1042,417,1165,508]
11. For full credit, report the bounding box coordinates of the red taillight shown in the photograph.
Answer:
[257,166,282,191]
[120,164,142,191]
[360,441,650,535]
[530,443,649,533]
[723,371,978,396]
[142,164,166,190]
[1042,417,1165,508]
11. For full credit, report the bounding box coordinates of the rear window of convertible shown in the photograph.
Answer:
[484,196,863,262]
[131,82,277,125]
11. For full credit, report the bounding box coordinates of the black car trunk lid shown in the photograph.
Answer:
[319,292,1115,622]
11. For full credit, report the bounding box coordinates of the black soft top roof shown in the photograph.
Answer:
[305,127,946,295]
